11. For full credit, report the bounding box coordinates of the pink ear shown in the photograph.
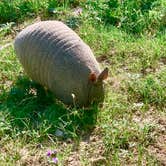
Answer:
[98,67,108,81]
[89,73,97,82]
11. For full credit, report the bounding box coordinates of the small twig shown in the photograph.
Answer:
[0,42,13,51]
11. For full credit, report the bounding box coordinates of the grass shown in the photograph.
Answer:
[0,0,166,165]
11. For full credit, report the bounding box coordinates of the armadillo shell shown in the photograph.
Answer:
[14,21,101,106]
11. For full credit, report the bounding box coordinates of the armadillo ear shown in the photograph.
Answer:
[98,67,109,81]
[89,73,97,83]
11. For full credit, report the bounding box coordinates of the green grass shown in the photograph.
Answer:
[0,0,166,165]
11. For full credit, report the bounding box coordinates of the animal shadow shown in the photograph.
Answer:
[5,76,99,140]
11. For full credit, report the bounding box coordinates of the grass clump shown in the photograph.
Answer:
[0,0,48,22]
[0,0,84,23]
[85,0,166,35]
[127,70,166,109]
[1,0,166,35]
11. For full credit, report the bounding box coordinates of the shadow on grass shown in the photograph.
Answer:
[3,76,99,142]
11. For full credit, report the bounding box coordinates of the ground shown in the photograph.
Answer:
[0,1,166,165]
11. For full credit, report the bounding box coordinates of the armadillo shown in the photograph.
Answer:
[14,21,108,106]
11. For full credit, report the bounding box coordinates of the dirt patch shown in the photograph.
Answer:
[64,129,107,166]
[17,148,48,166]
[18,155,48,166]
[64,151,80,166]
[148,115,166,165]
[149,135,166,165]
[97,55,110,64]
[160,57,166,65]
[109,76,122,90]
[133,110,166,165]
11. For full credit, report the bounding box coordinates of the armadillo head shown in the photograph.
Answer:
[88,67,108,106]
